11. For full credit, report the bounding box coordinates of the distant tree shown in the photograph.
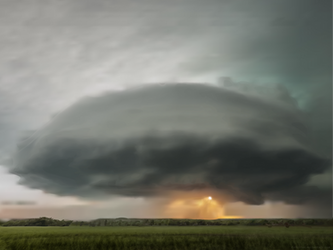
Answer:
[133,221,141,226]
[148,220,154,226]
[198,220,206,226]
[257,219,268,226]
[1,217,71,227]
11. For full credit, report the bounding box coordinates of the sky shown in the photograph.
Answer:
[0,0,331,220]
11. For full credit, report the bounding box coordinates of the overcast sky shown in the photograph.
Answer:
[0,0,331,220]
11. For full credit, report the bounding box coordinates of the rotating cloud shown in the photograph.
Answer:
[11,83,331,207]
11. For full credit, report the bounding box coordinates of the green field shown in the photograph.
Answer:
[0,226,332,250]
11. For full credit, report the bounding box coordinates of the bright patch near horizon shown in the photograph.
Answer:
[165,196,228,219]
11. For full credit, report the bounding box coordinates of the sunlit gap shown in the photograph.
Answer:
[166,196,243,219]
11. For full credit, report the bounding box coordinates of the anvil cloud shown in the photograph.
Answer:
[11,84,331,208]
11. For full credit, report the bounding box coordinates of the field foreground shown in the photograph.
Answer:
[0,226,332,250]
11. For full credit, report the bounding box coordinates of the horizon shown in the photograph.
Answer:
[1,216,328,222]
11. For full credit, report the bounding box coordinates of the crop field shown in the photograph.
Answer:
[0,226,332,250]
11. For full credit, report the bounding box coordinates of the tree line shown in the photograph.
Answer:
[1,217,332,227]
[0,217,72,227]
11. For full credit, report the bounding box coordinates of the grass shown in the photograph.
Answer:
[0,226,332,250]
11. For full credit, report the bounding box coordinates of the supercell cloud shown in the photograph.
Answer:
[10,83,331,207]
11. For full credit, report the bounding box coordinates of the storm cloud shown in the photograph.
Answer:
[10,83,331,208]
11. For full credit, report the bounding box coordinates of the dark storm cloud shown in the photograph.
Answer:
[10,84,331,207]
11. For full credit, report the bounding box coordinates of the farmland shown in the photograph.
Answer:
[0,222,332,250]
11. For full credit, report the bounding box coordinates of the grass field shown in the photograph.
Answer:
[0,226,332,250]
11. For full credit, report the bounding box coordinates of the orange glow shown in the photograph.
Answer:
[220,216,243,219]
[164,196,242,219]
